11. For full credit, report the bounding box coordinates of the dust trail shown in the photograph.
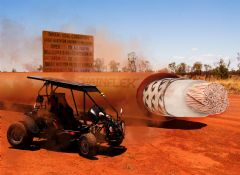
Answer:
[0,72,153,119]
[0,19,145,72]
[0,19,41,71]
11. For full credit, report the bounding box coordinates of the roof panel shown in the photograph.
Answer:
[27,76,100,92]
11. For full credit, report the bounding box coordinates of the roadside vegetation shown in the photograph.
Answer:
[3,51,240,94]
[168,58,240,94]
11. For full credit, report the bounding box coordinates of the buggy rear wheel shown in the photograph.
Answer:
[78,133,97,158]
[7,122,33,149]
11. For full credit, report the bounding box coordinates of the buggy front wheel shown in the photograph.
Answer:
[78,133,97,158]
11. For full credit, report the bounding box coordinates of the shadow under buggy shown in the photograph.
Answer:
[7,76,125,158]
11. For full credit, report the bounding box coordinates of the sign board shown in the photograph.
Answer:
[42,31,94,72]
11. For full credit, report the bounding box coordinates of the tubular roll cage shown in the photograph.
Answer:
[27,76,119,121]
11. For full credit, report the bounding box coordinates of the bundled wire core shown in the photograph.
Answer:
[186,83,228,114]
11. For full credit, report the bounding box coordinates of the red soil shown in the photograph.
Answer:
[1,95,240,175]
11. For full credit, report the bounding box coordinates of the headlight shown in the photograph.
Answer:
[121,122,125,134]
[109,126,113,133]
[99,112,104,117]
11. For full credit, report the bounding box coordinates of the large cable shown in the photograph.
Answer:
[142,78,228,117]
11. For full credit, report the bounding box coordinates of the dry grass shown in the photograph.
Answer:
[183,75,240,95]
[210,75,240,95]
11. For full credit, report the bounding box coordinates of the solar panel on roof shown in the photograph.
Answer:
[27,76,100,92]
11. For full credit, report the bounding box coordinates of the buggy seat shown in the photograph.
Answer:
[49,93,78,130]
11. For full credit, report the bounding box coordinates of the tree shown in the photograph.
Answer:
[127,52,137,72]
[237,52,240,74]
[168,62,176,73]
[213,58,229,79]
[37,65,43,72]
[237,64,240,74]
[121,66,129,72]
[94,58,105,72]
[192,61,202,76]
[204,64,212,80]
[12,68,16,72]
[176,62,187,75]
[138,59,153,72]
[109,60,120,72]
[204,64,211,71]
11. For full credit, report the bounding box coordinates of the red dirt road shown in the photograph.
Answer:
[1,96,240,175]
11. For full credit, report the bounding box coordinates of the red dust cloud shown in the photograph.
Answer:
[0,72,155,122]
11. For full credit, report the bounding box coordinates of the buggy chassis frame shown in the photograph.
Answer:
[27,76,119,123]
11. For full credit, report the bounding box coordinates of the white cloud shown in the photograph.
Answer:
[191,48,198,52]
[172,56,185,60]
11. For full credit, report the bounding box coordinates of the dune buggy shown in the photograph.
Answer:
[7,76,125,157]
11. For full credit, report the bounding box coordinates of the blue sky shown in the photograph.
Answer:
[0,0,240,70]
